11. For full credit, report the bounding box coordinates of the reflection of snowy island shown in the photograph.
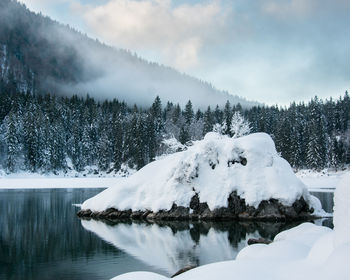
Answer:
[78,132,324,221]
[81,220,302,276]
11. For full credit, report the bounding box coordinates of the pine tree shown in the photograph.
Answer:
[38,114,52,173]
[5,112,19,173]
[306,97,328,170]
[112,113,123,171]
[23,102,39,172]
[184,100,194,125]
[151,96,162,134]
[146,113,156,162]
[172,104,181,124]
[179,125,190,144]
[203,106,213,135]
[97,129,112,171]
[223,101,232,135]
[214,105,223,124]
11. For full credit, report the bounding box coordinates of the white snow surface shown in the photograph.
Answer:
[82,132,318,212]
[296,169,346,191]
[111,172,350,280]
[0,177,125,189]
[333,172,350,247]
[0,164,135,189]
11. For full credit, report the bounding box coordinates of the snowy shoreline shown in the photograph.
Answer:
[0,177,124,189]
[0,168,346,190]
[296,169,347,190]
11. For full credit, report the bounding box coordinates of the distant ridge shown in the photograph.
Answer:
[0,0,259,108]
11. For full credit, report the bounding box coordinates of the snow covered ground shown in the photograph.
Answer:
[296,169,347,192]
[0,177,126,189]
[112,172,350,280]
[0,168,345,191]
[0,165,134,189]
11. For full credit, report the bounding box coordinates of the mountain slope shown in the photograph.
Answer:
[0,0,257,108]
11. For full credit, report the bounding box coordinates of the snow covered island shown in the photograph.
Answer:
[112,172,350,280]
[77,132,323,221]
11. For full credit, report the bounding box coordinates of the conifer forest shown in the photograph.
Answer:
[1,86,349,174]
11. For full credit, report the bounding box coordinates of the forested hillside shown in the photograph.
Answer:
[0,0,256,108]
[1,89,349,174]
[0,0,349,175]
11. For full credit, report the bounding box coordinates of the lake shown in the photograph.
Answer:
[0,189,333,280]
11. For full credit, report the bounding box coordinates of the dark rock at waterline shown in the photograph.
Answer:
[77,209,92,217]
[247,237,272,245]
[77,192,317,222]
[171,265,197,278]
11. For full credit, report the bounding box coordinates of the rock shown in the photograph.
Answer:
[292,196,308,213]
[171,265,197,278]
[142,210,152,219]
[281,206,298,219]
[247,238,272,245]
[228,192,246,215]
[256,200,284,221]
[119,210,132,219]
[77,194,316,222]
[167,204,190,220]
[130,211,144,219]
[238,212,252,220]
[210,207,235,220]
[240,157,247,166]
[146,212,157,220]
[107,210,121,219]
[189,194,200,210]
[77,209,92,217]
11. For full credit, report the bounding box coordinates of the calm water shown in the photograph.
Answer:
[0,189,334,280]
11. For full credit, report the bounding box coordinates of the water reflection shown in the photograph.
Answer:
[0,189,334,280]
[0,189,152,280]
[81,219,302,276]
[310,191,334,213]
[311,191,334,228]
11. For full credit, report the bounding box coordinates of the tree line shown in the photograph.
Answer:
[0,89,349,174]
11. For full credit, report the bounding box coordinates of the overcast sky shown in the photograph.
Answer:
[20,0,350,105]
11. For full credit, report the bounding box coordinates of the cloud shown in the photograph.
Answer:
[19,0,69,11]
[262,0,316,19]
[17,0,350,105]
[71,0,230,71]
[261,0,350,20]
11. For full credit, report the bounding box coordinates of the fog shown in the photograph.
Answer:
[0,0,258,109]
[38,19,256,109]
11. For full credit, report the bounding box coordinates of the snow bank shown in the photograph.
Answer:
[82,132,318,212]
[296,169,346,191]
[112,222,349,280]
[0,177,125,189]
[0,164,134,189]
[333,172,350,247]
[110,172,350,280]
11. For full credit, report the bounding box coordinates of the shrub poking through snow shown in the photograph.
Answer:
[78,132,324,221]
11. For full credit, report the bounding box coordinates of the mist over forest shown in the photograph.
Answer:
[0,0,349,175]
[0,0,257,109]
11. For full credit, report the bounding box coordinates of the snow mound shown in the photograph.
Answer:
[105,172,350,280]
[333,172,350,247]
[112,222,349,280]
[81,132,318,212]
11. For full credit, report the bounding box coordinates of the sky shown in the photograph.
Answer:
[19,0,350,105]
